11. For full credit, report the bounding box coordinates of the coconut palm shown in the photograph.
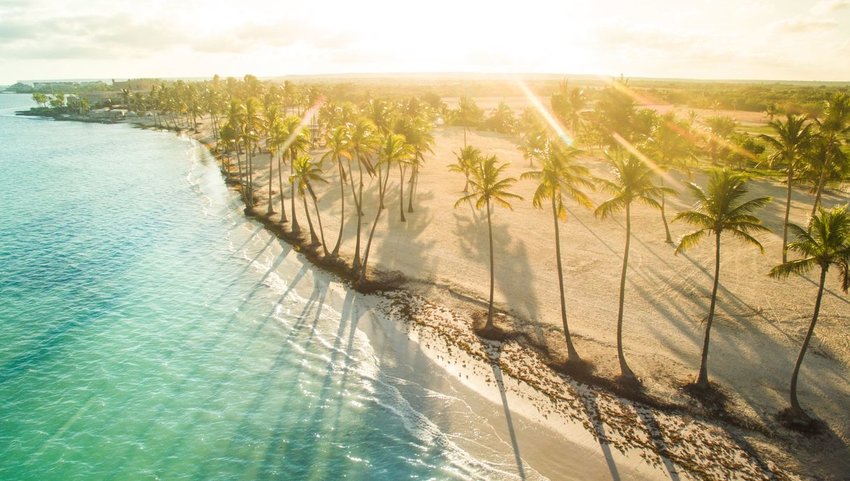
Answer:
[759,114,813,262]
[242,97,264,208]
[646,112,694,243]
[394,115,434,213]
[220,120,244,188]
[769,205,850,417]
[810,93,850,215]
[521,141,594,363]
[291,154,329,252]
[321,124,352,256]
[278,114,311,234]
[674,169,771,390]
[264,104,282,216]
[448,145,482,192]
[551,79,586,136]
[348,119,380,272]
[358,133,413,284]
[595,151,671,381]
[517,128,547,167]
[454,154,522,334]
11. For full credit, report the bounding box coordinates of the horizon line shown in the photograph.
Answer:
[4,71,850,87]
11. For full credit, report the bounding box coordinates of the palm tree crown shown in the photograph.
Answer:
[595,152,667,219]
[455,155,522,210]
[674,169,772,255]
[770,206,850,284]
[522,142,594,218]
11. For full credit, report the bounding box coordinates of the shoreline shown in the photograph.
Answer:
[18,106,844,479]
[164,120,810,480]
[168,116,827,481]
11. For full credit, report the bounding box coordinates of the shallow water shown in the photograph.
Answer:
[0,94,556,480]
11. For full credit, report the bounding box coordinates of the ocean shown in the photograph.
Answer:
[0,94,556,480]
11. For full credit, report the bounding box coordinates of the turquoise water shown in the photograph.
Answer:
[0,95,545,480]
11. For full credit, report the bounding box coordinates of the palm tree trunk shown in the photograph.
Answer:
[331,159,346,256]
[553,197,579,362]
[399,164,407,222]
[811,167,828,217]
[359,169,391,283]
[234,144,244,190]
[351,157,363,272]
[309,186,329,257]
[266,150,276,215]
[407,166,417,213]
[277,152,287,223]
[302,195,319,245]
[696,231,722,388]
[616,204,635,379]
[245,139,254,208]
[486,199,495,330]
[790,267,827,416]
[660,178,672,244]
[289,149,300,235]
[782,166,793,263]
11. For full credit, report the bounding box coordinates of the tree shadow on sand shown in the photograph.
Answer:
[478,340,528,480]
[452,209,549,352]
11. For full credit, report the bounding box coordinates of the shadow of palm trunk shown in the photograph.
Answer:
[576,390,622,481]
[485,345,527,480]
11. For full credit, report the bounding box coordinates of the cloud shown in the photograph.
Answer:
[593,25,698,52]
[811,0,850,14]
[0,8,345,61]
[778,17,839,33]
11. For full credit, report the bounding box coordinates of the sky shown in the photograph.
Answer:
[1,0,849,84]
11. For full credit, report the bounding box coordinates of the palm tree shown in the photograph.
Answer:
[242,97,264,209]
[810,93,850,215]
[551,79,586,137]
[521,141,594,363]
[279,115,311,234]
[220,120,244,188]
[517,127,547,167]
[454,153,522,334]
[674,169,771,390]
[448,145,482,192]
[646,112,694,243]
[348,119,380,272]
[769,206,850,418]
[759,114,813,262]
[594,77,637,147]
[264,104,282,216]
[291,154,329,253]
[595,151,670,381]
[321,125,352,257]
[358,133,412,284]
[265,118,291,223]
[394,115,434,213]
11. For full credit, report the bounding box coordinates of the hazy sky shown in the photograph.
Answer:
[2,0,849,84]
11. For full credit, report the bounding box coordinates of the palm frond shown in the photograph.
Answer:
[769,258,818,279]
[675,229,708,254]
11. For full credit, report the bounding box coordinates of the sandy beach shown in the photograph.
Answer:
[174,110,849,480]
